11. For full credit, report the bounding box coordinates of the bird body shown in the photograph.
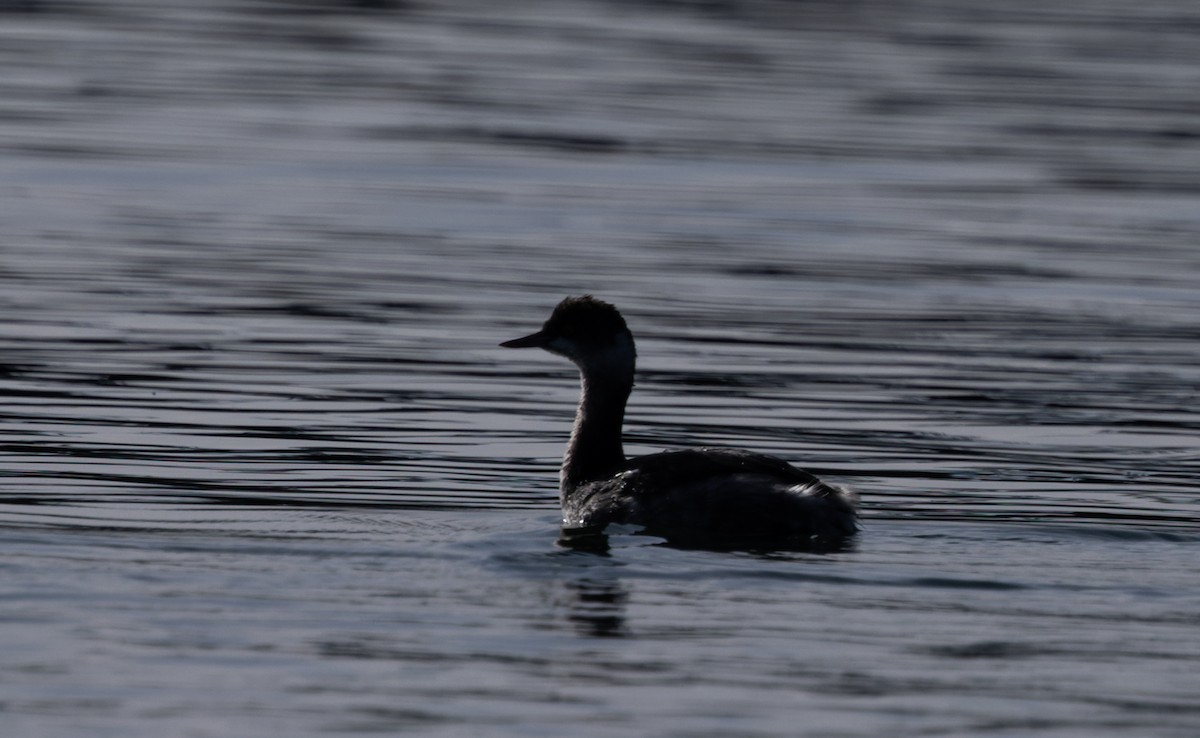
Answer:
[502,296,857,549]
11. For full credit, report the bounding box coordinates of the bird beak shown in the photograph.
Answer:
[500,330,551,349]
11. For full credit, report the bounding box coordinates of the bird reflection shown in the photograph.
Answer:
[556,524,613,555]
[563,576,628,638]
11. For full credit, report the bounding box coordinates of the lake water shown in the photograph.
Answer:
[2,0,1199,735]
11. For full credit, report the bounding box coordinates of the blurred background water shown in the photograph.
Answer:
[2,0,1199,736]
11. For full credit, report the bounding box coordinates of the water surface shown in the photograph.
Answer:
[2,1,1199,735]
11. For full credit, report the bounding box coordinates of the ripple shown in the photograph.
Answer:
[3,2,1200,736]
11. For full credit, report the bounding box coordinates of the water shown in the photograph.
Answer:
[2,0,1199,735]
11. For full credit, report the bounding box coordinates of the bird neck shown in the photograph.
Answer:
[561,365,633,493]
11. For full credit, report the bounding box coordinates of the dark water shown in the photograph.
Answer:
[2,1,1199,735]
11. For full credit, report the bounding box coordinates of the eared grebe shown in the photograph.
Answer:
[502,296,858,549]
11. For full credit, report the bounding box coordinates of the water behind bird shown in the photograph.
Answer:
[2,1,1199,736]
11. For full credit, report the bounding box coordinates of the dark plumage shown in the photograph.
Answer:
[502,296,858,550]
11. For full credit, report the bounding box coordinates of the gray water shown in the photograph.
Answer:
[3,1,1199,735]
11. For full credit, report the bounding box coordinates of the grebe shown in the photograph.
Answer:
[502,296,858,549]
